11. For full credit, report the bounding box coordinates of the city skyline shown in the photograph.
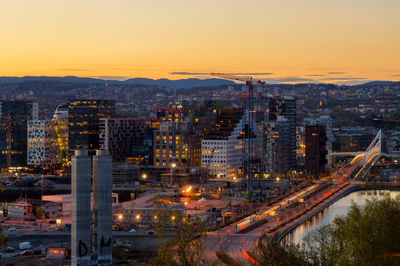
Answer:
[1,0,400,84]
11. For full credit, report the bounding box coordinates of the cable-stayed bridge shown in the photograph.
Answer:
[332,130,395,181]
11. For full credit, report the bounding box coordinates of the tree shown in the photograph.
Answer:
[149,210,208,266]
[301,194,400,265]
[254,194,400,266]
[253,237,310,266]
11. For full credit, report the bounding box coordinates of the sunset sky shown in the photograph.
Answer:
[1,0,400,84]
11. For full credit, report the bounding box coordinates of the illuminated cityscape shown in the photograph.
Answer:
[0,1,400,265]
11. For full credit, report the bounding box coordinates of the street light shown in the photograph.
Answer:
[142,173,147,180]
[171,163,176,168]
[136,214,140,221]
[118,214,123,221]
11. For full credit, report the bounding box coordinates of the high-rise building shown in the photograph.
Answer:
[263,116,290,177]
[184,100,228,167]
[27,120,60,166]
[304,115,333,167]
[0,101,38,171]
[267,97,297,169]
[71,149,112,265]
[68,100,115,156]
[71,150,91,265]
[53,103,69,164]
[201,109,245,179]
[92,150,112,265]
[305,125,328,178]
[155,100,230,168]
[296,126,306,167]
[99,118,159,164]
[154,121,190,168]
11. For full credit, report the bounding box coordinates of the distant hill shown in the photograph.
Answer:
[0,76,105,84]
[359,80,400,86]
[123,78,235,88]
[0,76,235,89]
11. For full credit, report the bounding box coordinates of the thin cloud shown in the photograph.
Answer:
[56,68,91,72]
[392,74,400,77]
[225,72,274,76]
[170,72,209,75]
[320,77,366,81]
[91,76,129,81]
[263,77,315,83]
[306,74,325,77]
[328,72,346,75]
[170,71,274,76]
[335,80,369,85]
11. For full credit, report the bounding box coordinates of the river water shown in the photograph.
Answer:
[285,190,400,244]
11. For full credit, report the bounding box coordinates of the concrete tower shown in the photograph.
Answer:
[92,150,113,265]
[71,149,92,265]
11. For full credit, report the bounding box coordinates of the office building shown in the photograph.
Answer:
[333,133,376,152]
[201,109,245,179]
[305,125,328,178]
[68,100,115,156]
[99,118,158,164]
[304,115,333,167]
[263,116,290,177]
[154,121,190,168]
[0,101,38,171]
[296,126,306,167]
[267,97,297,169]
[27,120,60,166]
[53,103,69,164]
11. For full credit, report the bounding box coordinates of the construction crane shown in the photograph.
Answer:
[6,110,12,171]
[210,72,264,196]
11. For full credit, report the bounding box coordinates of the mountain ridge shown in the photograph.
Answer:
[0,76,235,89]
[0,76,399,88]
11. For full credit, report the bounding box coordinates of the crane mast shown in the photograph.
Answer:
[210,72,264,197]
[6,110,11,170]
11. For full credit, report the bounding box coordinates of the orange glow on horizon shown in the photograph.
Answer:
[1,0,399,84]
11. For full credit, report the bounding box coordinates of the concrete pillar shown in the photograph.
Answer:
[71,149,91,265]
[93,149,113,265]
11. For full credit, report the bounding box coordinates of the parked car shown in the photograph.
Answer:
[6,247,15,253]
[20,249,32,256]
[129,228,137,233]
[19,242,32,250]
[8,227,16,232]
[146,230,154,235]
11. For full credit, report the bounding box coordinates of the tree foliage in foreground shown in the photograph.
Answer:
[254,237,310,266]
[254,194,400,266]
[149,211,208,266]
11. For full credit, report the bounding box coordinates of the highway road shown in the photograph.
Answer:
[203,183,326,263]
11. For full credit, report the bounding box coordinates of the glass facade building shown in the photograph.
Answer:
[68,100,115,156]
